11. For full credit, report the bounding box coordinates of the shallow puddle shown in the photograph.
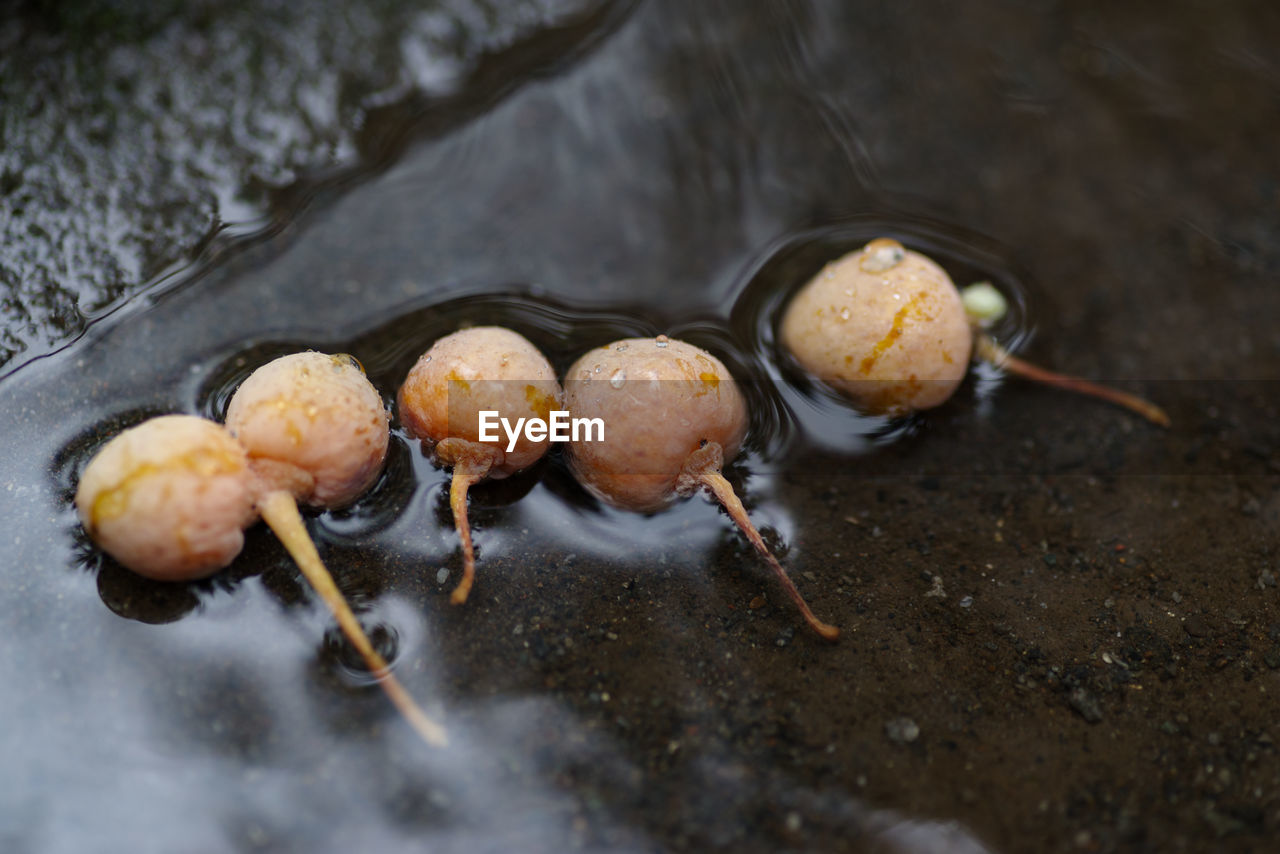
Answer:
[3,2,1279,852]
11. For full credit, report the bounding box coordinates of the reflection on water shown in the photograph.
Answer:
[4,0,1279,851]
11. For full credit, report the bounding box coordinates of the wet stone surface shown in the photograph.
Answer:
[0,0,612,368]
[2,2,1280,853]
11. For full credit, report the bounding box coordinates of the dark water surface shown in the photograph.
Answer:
[3,2,1279,852]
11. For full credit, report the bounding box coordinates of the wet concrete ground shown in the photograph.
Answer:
[1,2,1278,852]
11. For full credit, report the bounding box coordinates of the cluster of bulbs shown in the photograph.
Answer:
[74,238,1166,746]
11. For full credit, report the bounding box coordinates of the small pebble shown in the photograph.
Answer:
[1068,687,1103,723]
[436,568,450,585]
[885,717,920,744]
[1183,614,1213,638]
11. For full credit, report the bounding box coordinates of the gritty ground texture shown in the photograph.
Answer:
[0,0,608,367]
[1,2,1278,853]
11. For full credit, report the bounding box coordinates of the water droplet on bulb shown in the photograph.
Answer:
[332,353,364,373]
[838,307,851,321]
[609,370,627,389]
[859,237,906,273]
[655,335,670,348]
[615,343,629,353]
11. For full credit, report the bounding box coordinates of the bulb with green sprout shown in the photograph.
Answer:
[780,237,1168,425]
